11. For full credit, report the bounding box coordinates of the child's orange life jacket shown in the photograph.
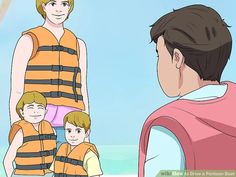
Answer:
[54,142,98,176]
[9,120,57,175]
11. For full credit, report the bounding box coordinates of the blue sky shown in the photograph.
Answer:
[0,0,236,147]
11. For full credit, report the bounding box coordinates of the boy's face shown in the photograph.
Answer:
[156,36,182,97]
[43,0,71,25]
[65,122,89,146]
[20,102,47,124]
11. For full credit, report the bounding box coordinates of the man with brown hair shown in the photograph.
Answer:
[139,4,236,177]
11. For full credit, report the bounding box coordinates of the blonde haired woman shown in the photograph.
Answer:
[10,0,89,146]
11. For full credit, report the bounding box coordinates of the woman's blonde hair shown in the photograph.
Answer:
[36,0,74,19]
[16,91,47,119]
[64,111,91,133]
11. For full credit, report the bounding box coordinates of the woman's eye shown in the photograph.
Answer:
[76,130,81,134]
[51,2,56,6]
[67,130,71,133]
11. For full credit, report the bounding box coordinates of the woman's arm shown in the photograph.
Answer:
[9,34,33,124]
[78,38,89,114]
[3,129,23,177]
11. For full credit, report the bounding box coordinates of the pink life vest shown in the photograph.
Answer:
[139,81,236,177]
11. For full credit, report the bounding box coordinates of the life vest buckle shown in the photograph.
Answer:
[40,150,51,156]
[39,163,51,170]
[38,134,51,140]
[51,79,63,85]
[49,91,62,98]
[38,134,44,140]
[51,65,64,71]
[67,158,73,164]
[59,156,67,162]
[52,45,63,51]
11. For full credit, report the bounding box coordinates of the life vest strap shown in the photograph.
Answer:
[23,133,57,143]
[16,148,57,158]
[72,67,80,102]
[42,91,83,100]
[38,45,77,55]
[26,65,81,73]
[55,156,83,166]
[54,173,88,177]
[16,163,52,170]
[24,79,82,88]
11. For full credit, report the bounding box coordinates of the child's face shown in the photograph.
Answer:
[65,122,88,146]
[20,102,47,124]
[43,0,71,25]
[156,36,181,97]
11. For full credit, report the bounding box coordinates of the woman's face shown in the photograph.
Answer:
[43,0,71,25]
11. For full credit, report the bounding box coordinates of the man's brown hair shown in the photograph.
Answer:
[151,4,232,82]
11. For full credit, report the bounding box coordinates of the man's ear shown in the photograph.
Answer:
[85,129,90,138]
[19,109,24,117]
[173,48,185,69]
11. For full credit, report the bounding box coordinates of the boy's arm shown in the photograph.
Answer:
[84,150,103,177]
[3,129,23,177]
[78,38,89,114]
[10,34,33,124]
[145,126,185,176]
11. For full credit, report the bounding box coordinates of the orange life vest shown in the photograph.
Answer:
[9,120,57,175]
[54,142,99,177]
[23,26,85,110]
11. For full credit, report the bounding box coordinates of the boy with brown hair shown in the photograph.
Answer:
[52,111,102,177]
[139,4,236,177]
[4,91,57,177]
